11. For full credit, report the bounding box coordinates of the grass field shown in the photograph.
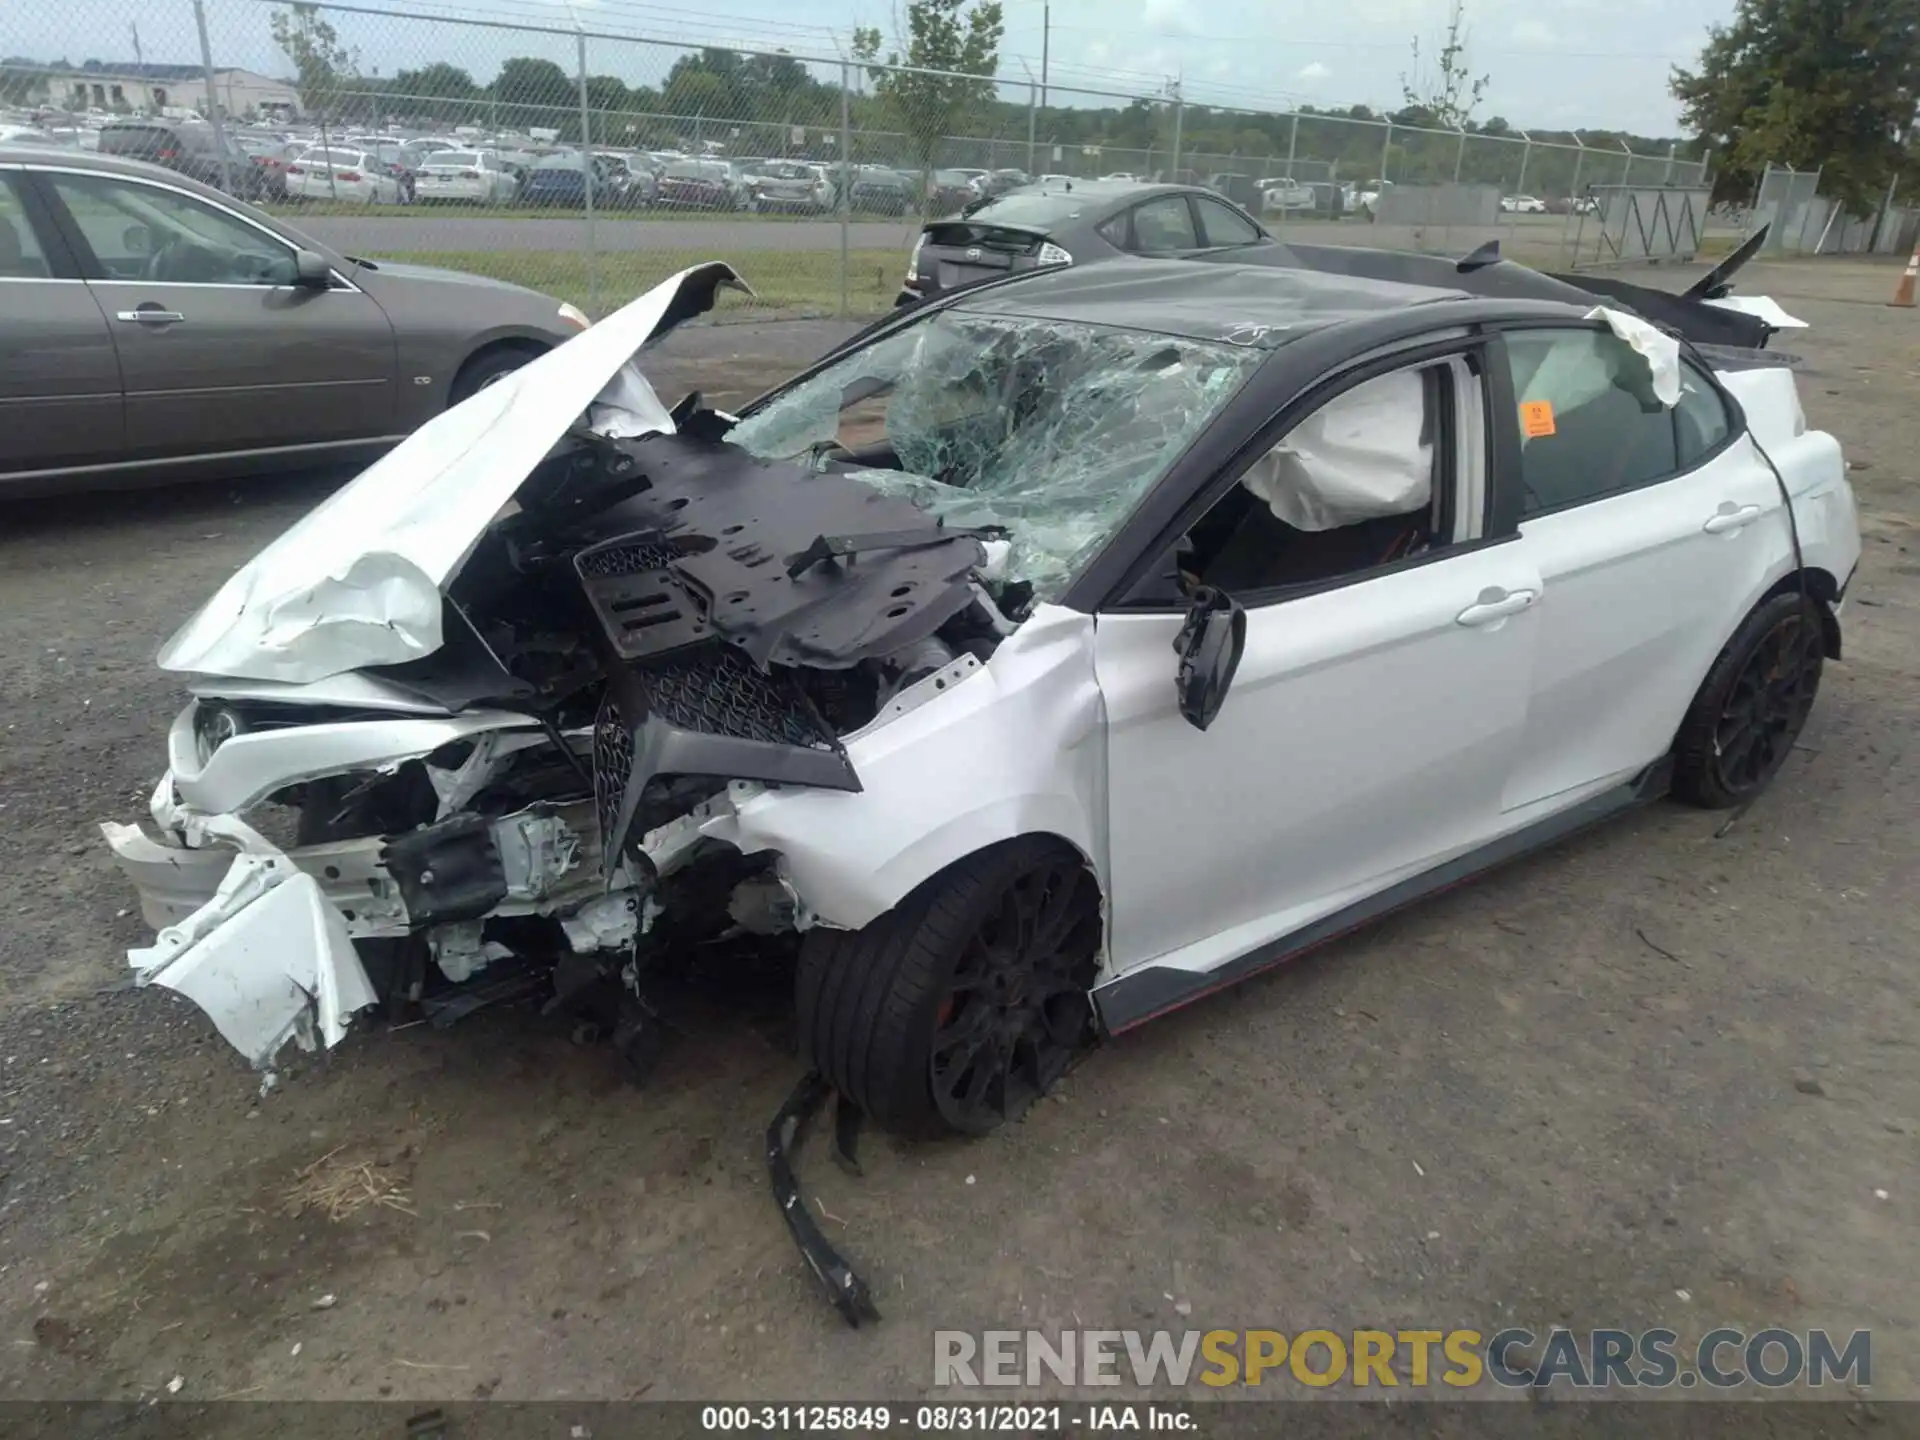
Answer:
[374,247,907,317]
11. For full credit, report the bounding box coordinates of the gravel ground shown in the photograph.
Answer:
[0,259,1915,1406]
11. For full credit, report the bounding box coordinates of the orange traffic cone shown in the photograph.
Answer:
[1894,239,1920,308]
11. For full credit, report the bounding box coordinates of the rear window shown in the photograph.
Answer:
[666,162,728,180]
[967,191,1094,227]
[430,152,480,166]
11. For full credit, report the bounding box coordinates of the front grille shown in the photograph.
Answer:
[643,648,834,749]
[592,689,632,857]
[577,538,679,578]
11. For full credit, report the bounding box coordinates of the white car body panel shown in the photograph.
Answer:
[1097,543,1543,976]
[1502,437,1789,811]
[161,701,542,817]
[709,605,1107,932]
[155,263,743,685]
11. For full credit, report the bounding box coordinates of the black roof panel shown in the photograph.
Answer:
[949,257,1476,347]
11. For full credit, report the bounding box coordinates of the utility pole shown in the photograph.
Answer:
[189,0,235,195]
[1039,1,1049,117]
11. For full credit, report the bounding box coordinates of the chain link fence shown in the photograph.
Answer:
[3,0,1719,320]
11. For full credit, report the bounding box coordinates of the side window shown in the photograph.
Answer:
[44,172,298,286]
[0,176,53,279]
[1128,196,1198,253]
[1505,327,1679,516]
[1194,196,1262,248]
[1096,212,1127,247]
[1184,361,1461,597]
[1675,359,1732,467]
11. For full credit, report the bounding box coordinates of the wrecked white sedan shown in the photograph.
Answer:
[108,255,1857,1320]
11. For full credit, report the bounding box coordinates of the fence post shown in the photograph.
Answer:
[1170,90,1184,175]
[1514,132,1531,195]
[190,0,235,196]
[1380,120,1392,186]
[1452,125,1465,183]
[575,31,599,317]
[1663,142,1675,185]
[1279,112,1298,234]
[1026,81,1037,175]
[1872,175,1900,251]
[838,61,851,320]
[1559,134,1587,267]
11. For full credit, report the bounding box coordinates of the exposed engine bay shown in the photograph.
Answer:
[103,264,1069,1084]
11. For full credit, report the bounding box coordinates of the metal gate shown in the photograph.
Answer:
[1566,185,1710,268]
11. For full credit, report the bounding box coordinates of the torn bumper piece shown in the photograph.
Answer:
[116,847,378,1069]
[767,1071,880,1327]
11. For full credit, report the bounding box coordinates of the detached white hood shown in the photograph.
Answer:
[159,263,747,685]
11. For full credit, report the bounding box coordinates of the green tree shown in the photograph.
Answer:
[493,55,573,130]
[851,0,1005,177]
[269,4,359,124]
[1400,0,1489,129]
[1671,0,1920,208]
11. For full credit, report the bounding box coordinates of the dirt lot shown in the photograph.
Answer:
[0,260,1915,1407]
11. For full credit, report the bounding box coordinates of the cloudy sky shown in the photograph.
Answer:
[3,0,1729,132]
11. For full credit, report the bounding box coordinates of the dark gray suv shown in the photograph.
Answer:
[0,146,588,496]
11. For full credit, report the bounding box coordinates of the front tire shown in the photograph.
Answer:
[796,838,1103,1139]
[1672,591,1825,809]
[447,343,543,405]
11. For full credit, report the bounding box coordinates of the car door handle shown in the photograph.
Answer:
[1456,588,1539,627]
[115,309,187,326]
[1702,504,1762,534]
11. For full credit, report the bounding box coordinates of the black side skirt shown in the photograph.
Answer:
[1091,759,1673,1034]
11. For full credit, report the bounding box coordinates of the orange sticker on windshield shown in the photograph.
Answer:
[1520,400,1556,437]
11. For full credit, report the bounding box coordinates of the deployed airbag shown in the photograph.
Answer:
[1241,369,1431,531]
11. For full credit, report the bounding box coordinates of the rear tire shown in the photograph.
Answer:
[796,838,1103,1139]
[1671,591,1825,809]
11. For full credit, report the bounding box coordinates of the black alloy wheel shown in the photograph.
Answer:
[928,855,1102,1134]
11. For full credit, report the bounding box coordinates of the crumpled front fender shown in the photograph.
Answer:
[706,604,1108,931]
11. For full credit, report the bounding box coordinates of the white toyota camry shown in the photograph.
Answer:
[103,250,1857,1319]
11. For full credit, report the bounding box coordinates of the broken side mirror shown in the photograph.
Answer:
[1172,586,1246,732]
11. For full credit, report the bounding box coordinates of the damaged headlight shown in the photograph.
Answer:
[191,703,245,764]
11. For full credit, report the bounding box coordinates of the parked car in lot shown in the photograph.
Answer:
[284,148,404,205]
[519,153,622,209]
[237,138,303,200]
[1500,193,1549,214]
[96,119,262,199]
[656,159,743,210]
[849,165,914,215]
[96,252,1855,1328]
[1206,172,1261,210]
[0,145,587,494]
[975,167,1031,199]
[901,180,1270,304]
[1258,176,1315,212]
[414,149,519,204]
[925,167,980,215]
[745,160,833,213]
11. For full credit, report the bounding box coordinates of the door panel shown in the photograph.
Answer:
[1502,441,1786,810]
[0,173,124,475]
[39,169,397,459]
[1096,542,1543,976]
[1494,332,1788,810]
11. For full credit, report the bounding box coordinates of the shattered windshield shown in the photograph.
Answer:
[727,311,1262,597]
